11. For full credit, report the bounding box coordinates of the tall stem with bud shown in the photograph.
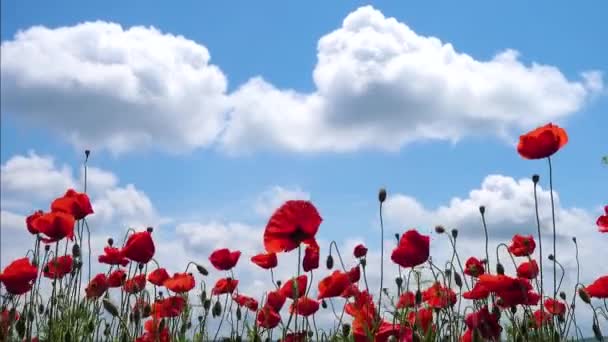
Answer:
[377,188,387,326]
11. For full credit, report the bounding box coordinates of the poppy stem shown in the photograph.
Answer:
[377,200,385,326]
[479,207,490,275]
[533,175,545,340]
[548,157,557,305]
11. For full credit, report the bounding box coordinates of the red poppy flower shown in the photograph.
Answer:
[533,309,552,328]
[408,307,434,333]
[98,246,129,266]
[359,321,404,342]
[26,210,44,235]
[597,206,608,233]
[85,273,108,299]
[477,274,518,292]
[152,295,186,318]
[391,229,430,268]
[122,231,155,264]
[318,271,350,299]
[340,283,360,298]
[148,268,170,286]
[0,257,38,295]
[508,234,536,257]
[302,245,319,272]
[164,272,195,293]
[347,266,360,283]
[290,296,319,316]
[544,298,566,316]
[423,282,457,309]
[43,255,73,279]
[280,275,308,300]
[516,260,539,279]
[137,316,170,342]
[266,290,287,311]
[353,244,368,258]
[251,252,278,269]
[233,294,259,312]
[397,291,416,308]
[29,211,75,243]
[263,200,322,253]
[464,306,502,340]
[460,329,473,342]
[108,269,127,288]
[212,278,239,295]
[517,123,568,160]
[0,309,20,339]
[463,282,490,300]
[464,257,485,278]
[123,274,147,294]
[345,291,377,339]
[209,248,241,271]
[585,275,608,298]
[493,278,539,308]
[257,305,281,328]
[51,189,94,220]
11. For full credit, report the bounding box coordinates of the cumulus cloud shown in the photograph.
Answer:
[1,21,228,154]
[2,7,603,155]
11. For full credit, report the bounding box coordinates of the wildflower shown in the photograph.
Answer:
[209,248,241,271]
[257,306,281,328]
[464,257,485,277]
[147,268,170,286]
[280,275,308,300]
[597,205,608,233]
[212,278,238,295]
[585,275,608,298]
[0,258,37,295]
[508,234,536,257]
[43,255,73,279]
[122,230,155,264]
[164,272,195,293]
[263,200,322,253]
[353,244,368,258]
[108,269,127,288]
[423,282,457,309]
[251,252,278,269]
[98,246,129,266]
[517,123,568,159]
[290,296,319,316]
[516,260,539,279]
[317,271,350,299]
[29,211,75,243]
[123,274,147,294]
[85,273,109,299]
[391,229,430,268]
[51,189,94,220]
[233,294,259,312]
[302,245,319,272]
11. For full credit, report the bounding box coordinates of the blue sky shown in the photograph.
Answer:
[1,1,607,333]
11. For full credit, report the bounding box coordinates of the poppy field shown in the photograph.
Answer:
[1,123,607,342]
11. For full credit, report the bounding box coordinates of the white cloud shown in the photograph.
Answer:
[2,7,603,155]
[1,21,228,154]
[254,186,311,217]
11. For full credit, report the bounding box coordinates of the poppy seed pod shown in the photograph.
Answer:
[532,174,540,183]
[451,229,458,239]
[395,277,403,288]
[548,254,555,261]
[360,258,366,268]
[146,227,154,233]
[572,237,577,244]
[479,206,485,215]
[435,225,445,234]
[378,188,387,203]
[326,255,334,270]
[276,280,282,287]
[107,238,114,246]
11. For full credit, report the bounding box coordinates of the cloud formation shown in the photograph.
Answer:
[2,7,603,154]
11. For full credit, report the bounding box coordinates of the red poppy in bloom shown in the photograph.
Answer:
[585,275,608,298]
[0,258,37,295]
[464,306,502,341]
[516,260,539,279]
[85,273,108,299]
[464,257,485,278]
[353,244,368,258]
[98,246,129,267]
[544,298,566,316]
[164,272,195,293]
[345,291,377,340]
[124,274,147,294]
[25,210,44,235]
[233,294,259,312]
[29,211,75,243]
[508,234,536,257]
[0,309,20,339]
[533,309,552,328]
[391,229,430,268]
[477,274,518,292]
[597,206,608,233]
[423,282,457,309]
[340,283,360,298]
[43,255,73,279]
[153,295,186,318]
[263,200,322,253]
[493,278,539,308]
[397,291,416,308]
[257,305,281,329]
[108,269,127,288]
[460,329,473,342]
[267,290,287,311]
[251,252,278,269]
[290,296,319,316]
[280,275,308,300]
[463,282,490,300]
[517,123,568,160]
[136,317,170,342]
[408,307,434,333]
[148,268,170,286]
[122,230,155,264]
[209,248,241,271]
[318,271,351,299]
[355,321,405,342]
[348,266,361,283]
[302,245,319,272]
[212,278,239,295]
[51,189,94,220]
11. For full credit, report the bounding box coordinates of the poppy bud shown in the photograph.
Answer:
[360,258,366,268]
[496,263,505,275]
[203,299,211,310]
[415,290,422,305]
[326,255,334,270]
[276,280,282,287]
[435,225,445,234]
[196,263,209,276]
[479,206,485,215]
[572,237,577,244]
[394,233,400,242]
[146,226,154,233]
[31,259,38,267]
[158,291,164,297]
[342,323,351,336]
[45,245,51,252]
[107,238,114,246]
[133,308,141,323]
[548,254,554,261]
[212,300,222,317]
[510,306,517,314]
[102,298,119,317]
[559,292,566,300]
[532,174,539,184]
[321,299,327,309]
[159,318,166,332]
[395,277,403,288]
[378,188,387,203]
[72,243,81,257]
[85,149,91,158]
[43,265,50,273]
[593,323,603,342]
[180,323,188,335]
[38,304,45,314]
[444,269,452,278]
[578,288,591,304]
[138,263,145,270]
[451,229,458,239]
[453,272,463,288]
[236,306,242,320]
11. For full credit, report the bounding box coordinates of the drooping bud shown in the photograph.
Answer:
[559,292,567,301]
[394,233,400,242]
[196,264,209,276]
[236,306,242,321]
[212,300,222,317]
[415,290,422,305]
[326,255,334,270]
[453,272,463,288]
[103,298,119,317]
[203,299,211,310]
[201,290,207,303]
[378,188,387,203]
[578,288,591,304]
[435,225,445,234]
[496,263,505,275]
